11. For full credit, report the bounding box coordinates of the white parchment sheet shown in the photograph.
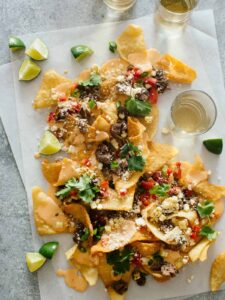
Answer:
[1,9,225,300]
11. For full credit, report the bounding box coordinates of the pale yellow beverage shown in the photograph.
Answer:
[160,0,198,13]
[171,90,217,135]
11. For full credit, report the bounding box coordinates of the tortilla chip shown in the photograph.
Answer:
[211,252,225,291]
[65,244,78,260]
[132,242,162,257]
[63,203,93,235]
[79,266,98,286]
[100,187,135,211]
[55,158,81,186]
[71,248,99,268]
[145,142,178,173]
[100,58,129,79]
[188,238,211,262]
[194,181,225,202]
[32,186,74,235]
[148,48,162,66]
[211,198,224,223]
[91,220,136,254]
[41,160,62,185]
[139,104,159,141]
[33,70,72,109]
[107,287,126,300]
[156,54,197,84]
[56,268,88,292]
[74,69,91,82]
[127,50,152,72]
[130,228,158,243]
[117,24,147,62]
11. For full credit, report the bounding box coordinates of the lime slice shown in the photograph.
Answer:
[39,241,59,259]
[39,131,61,155]
[9,36,25,51]
[26,252,46,272]
[19,60,41,81]
[203,138,223,155]
[26,38,48,60]
[71,45,93,61]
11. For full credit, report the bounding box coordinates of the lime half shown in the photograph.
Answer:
[203,138,223,155]
[39,131,61,155]
[26,252,46,272]
[71,45,93,61]
[39,241,59,259]
[26,38,48,60]
[9,36,25,51]
[19,60,41,81]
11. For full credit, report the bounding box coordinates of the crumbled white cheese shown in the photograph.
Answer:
[135,217,146,227]
[183,204,190,211]
[182,256,189,265]
[50,125,58,132]
[165,226,182,243]
[178,219,188,230]
[161,127,170,135]
[141,257,149,265]
[185,227,192,235]
[91,202,97,209]
[117,75,125,82]
[144,116,153,124]
[161,196,179,212]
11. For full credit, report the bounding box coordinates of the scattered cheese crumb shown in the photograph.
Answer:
[161,127,170,135]
[34,152,40,159]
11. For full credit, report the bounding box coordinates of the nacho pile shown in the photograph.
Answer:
[31,24,224,299]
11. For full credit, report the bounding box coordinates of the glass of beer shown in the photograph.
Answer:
[171,90,217,136]
[156,0,199,25]
[103,0,136,11]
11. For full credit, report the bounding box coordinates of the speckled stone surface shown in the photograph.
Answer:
[0,1,225,299]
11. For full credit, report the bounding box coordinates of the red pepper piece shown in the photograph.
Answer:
[72,103,81,113]
[151,194,157,200]
[132,252,142,267]
[141,180,155,190]
[120,189,127,197]
[140,193,150,206]
[82,158,91,167]
[101,181,109,190]
[47,112,55,123]
[145,77,157,86]
[167,168,173,176]
[58,95,67,102]
[149,86,158,104]
[70,190,77,197]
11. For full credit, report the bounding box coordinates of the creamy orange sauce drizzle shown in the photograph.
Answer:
[56,268,88,292]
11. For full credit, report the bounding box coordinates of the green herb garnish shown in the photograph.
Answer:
[128,155,145,171]
[93,226,105,241]
[150,184,170,196]
[79,73,101,87]
[78,246,87,253]
[107,246,134,275]
[109,41,117,53]
[199,226,218,240]
[110,161,119,169]
[120,142,140,158]
[80,228,90,242]
[140,71,149,78]
[55,175,99,203]
[125,97,151,117]
[197,201,215,218]
[88,99,96,109]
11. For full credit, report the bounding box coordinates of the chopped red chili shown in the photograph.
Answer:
[120,189,127,197]
[82,158,91,167]
[132,252,142,267]
[141,180,155,190]
[58,95,67,102]
[140,193,150,206]
[70,190,77,197]
[47,112,55,123]
[149,86,158,104]
[101,181,109,190]
[72,103,81,113]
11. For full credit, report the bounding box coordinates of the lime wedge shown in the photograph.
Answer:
[39,241,59,259]
[39,131,61,155]
[19,60,41,81]
[203,138,223,155]
[26,252,46,272]
[9,36,25,51]
[26,38,48,60]
[71,45,93,61]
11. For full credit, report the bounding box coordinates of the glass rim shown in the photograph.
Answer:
[157,0,199,16]
[171,89,217,136]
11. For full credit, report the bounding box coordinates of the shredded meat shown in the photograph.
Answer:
[95,141,115,165]
[161,263,178,277]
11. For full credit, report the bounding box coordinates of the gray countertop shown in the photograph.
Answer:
[0,1,225,299]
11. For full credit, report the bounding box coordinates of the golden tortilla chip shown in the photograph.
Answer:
[91,220,136,254]
[188,238,211,262]
[132,242,162,257]
[100,58,129,79]
[33,70,72,109]
[74,69,91,82]
[156,54,197,84]
[145,142,178,173]
[32,186,74,235]
[194,181,225,202]
[63,203,93,235]
[107,287,126,300]
[148,48,162,66]
[79,266,98,286]
[117,24,147,62]
[130,228,158,243]
[86,125,109,143]
[56,268,88,292]
[139,104,159,141]
[211,198,224,223]
[92,116,111,133]
[41,160,62,185]
[211,252,225,291]
[55,158,80,186]
[71,248,99,268]
[127,50,152,72]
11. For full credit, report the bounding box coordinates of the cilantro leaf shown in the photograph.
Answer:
[150,184,170,196]
[79,73,101,87]
[109,41,117,53]
[72,175,91,190]
[88,99,96,109]
[55,186,72,199]
[125,97,151,117]
[80,228,90,242]
[93,226,105,241]
[120,143,140,158]
[79,188,96,203]
[110,161,119,169]
[107,247,134,275]
[128,155,145,171]
[199,226,218,240]
[197,201,215,218]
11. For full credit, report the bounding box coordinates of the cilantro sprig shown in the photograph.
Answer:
[199,226,218,240]
[93,226,105,241]
[149,184,170,196]
[80,228,90,242]
[55,175,99,203]
[197,201,215,218]
[120,142,145,172]
[107,246,134,275]
[79,73,101,87]
[125,97,151,117]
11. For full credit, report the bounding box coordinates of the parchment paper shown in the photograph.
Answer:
[1,9,225,300]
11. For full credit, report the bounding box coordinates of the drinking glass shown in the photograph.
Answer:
[103,0,136,11]
[171,90,217,136]
[156,0,199,26]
